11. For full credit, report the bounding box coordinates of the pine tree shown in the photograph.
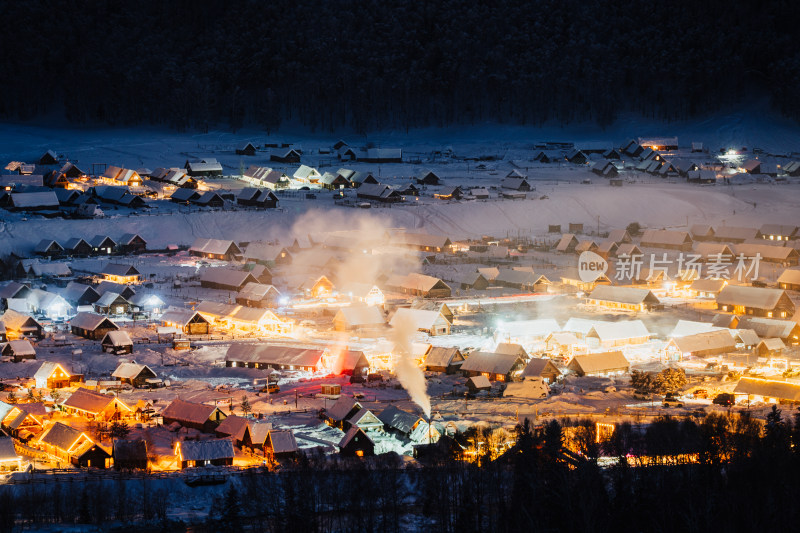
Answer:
[240,395,252,417]
[110,420,130,440]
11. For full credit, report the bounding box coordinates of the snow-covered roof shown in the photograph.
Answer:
[716,285,788,310]
[176,439,234,461]
[70,312,118,331]
[587,320,650,342]
[568,352,629,374]
[63,389,126,415]
[377,405,422,434]
[460,351,523,375]
[734,378,800,402]
[268,429,298,454]
[335,306,385,327]
[588,286,660,305]
[225,343,324,367]
[669,330,736,354]
[215,415,251,441]
[112,362,155,380]
[189,238,241,256]
[101,330,132,347]
[162,399,220,425]
[390,308,445,330]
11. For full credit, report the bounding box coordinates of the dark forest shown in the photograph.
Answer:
[2,0,799,132]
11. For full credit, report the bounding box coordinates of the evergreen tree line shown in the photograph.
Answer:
[2,408,800,532]
[1,0,799,132]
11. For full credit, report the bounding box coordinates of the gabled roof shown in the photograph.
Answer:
[243,242,290,263]
[176,439,234,461]
[38,422,90,451]
[70,312,118,331]
[424,347,463,368]
[160,307,207,327]
[640,229,692,247]
[33,361,70,380]
[112,362,155,380]
[338,426,374,448]
[326,397,362,422]
[521,358,561,379]
[189,238,241,256]
[669,330,736,354]
[199,268,257,288]
[587,320,650,341]
[224,344,324,367]
[716,285,789,310]
[215,415,251,441]
[460,351,523,375]
[378,405,422,434]
[555,233,578,252]
[237,282,280,301]
[734,378,800,402]
[100,263,140,277]
[568,351,629,374]
[162,399,220,425]
[588,285,660,305]
[735,317,798,339]
[777,268,800,286]
[0,309,42,331]
[101,330,133,347]
[713,226,760,241]
[267,430,298,454]
[63,389,128,415]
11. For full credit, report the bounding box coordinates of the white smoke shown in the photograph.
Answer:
[391,312,431,418]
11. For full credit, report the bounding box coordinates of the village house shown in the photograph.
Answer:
[349,171,378,187]
[112,362,157,388]
[299,275,335,297]
[520,358,561,383]
[447,272,490,291]
[735,317,800,344]
[129,293,165,316]
[61,388,131,421]
[777,268,800,291]
[760,224,798,242]
[175,439,234,468]
[356,183,403,203]
[236,282,282,308]
[688,278,729,298]
[33,239,64,258]
[501,176,532,191]
[225,344,326,372]
[215,415,252,448]
[101,166,142,187]
[340,283,385,307]
[64,237,93,256]
[378,405,424,438]
[494,269,550,291]
[733,243,799,266]
[390,307,451,336]
[716,285,794,318]
[0,437,22,471]
[36,422,111,468]
[188,238,242,260]
[733,378,800,404]
[640,229,693,251]
[117,234,147,254]
[664,330,737,361]
[160,307,211,335]
[544,332,582,359]
[466,375,492,394]
[95,281,136,300]
[196,301,292,334]
[555,234,579,253]
[324,397,364,429]
[199,268,258,292]
[586,285,661,312]
[693,242,735,262]
[333,306,386,332]
[101,330,133,355]
[185,158,223,177]
[243,242,292,267]
[161,399,227,433]
[567,351,630,376]
[89,235,117,255]
[338,427,375,457]
[69,312,119,340]
[237,187,279,208]
[756,338,785,358]
[460,351,525,382]
[93,292,130,316]
[113,439,148,470]
[0,309,44,339]
[236,141,257,156]
[265,429,299,462]
[34,361,82,389]
[0,339,36,362]
[424,347,465,373]
[585,320,651,348]
[712,226,761,243]
[394,232,452,253]
[385,273,451,298]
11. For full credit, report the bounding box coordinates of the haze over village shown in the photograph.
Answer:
[2,1,800,531]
